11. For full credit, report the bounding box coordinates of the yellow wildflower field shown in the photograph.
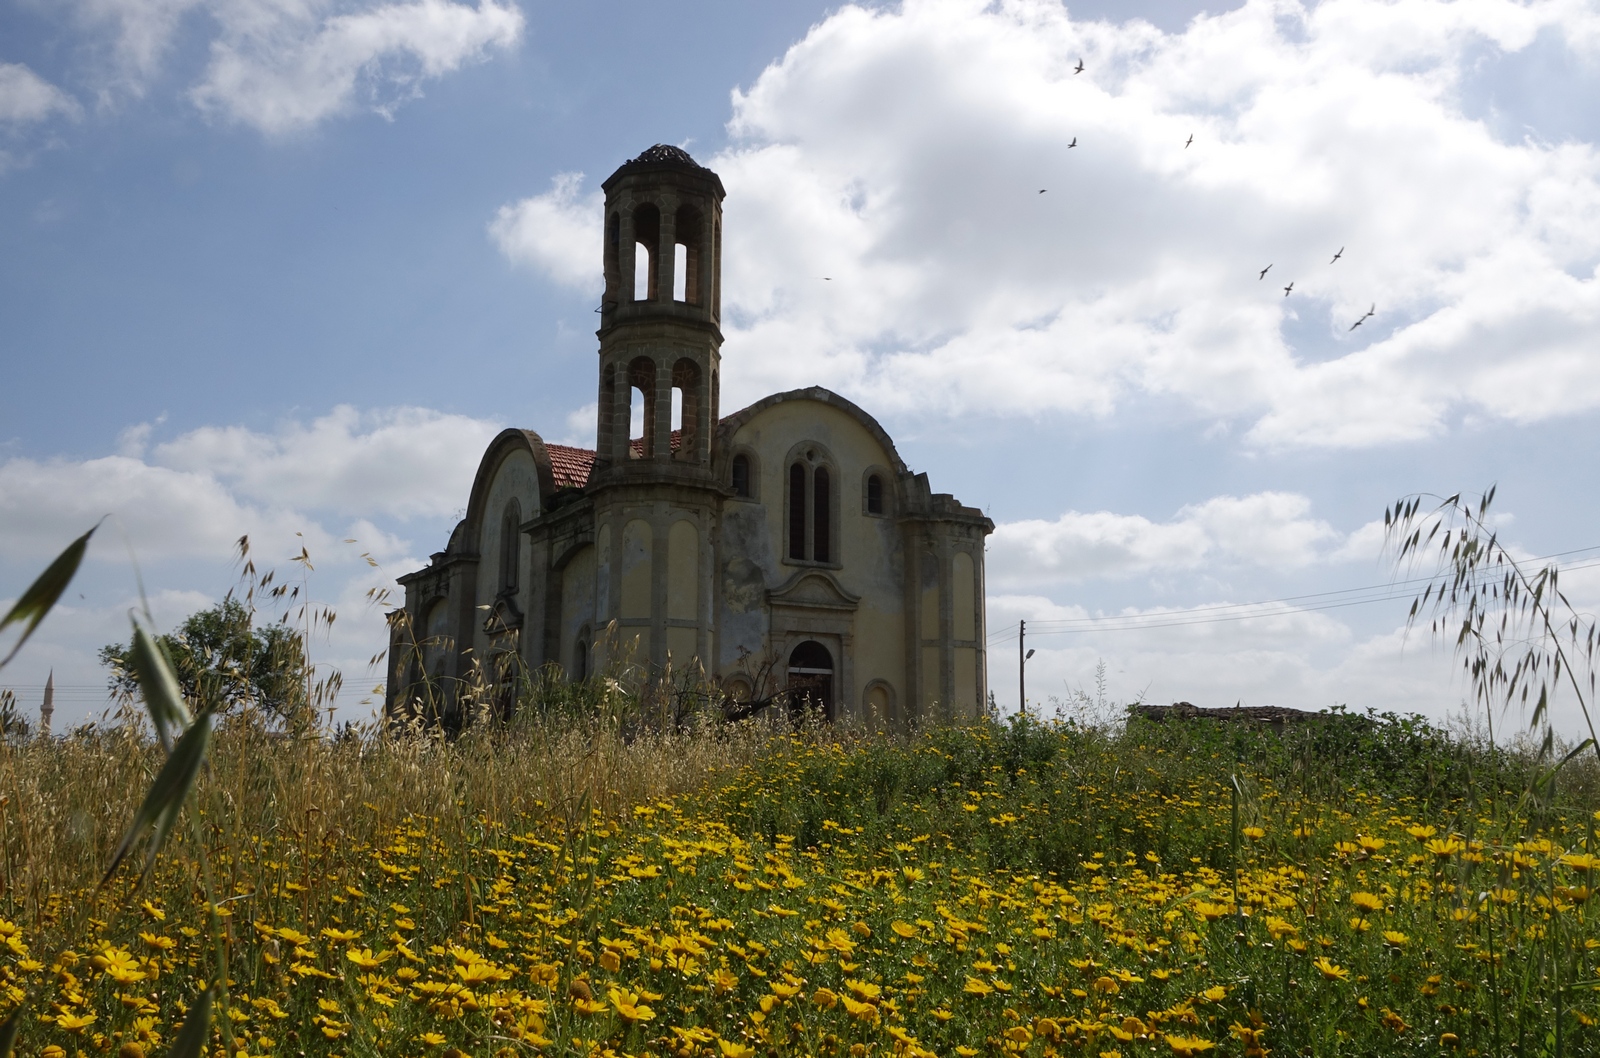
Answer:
[2,716,1597,1057]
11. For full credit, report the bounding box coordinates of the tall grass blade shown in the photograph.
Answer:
[130,620,192,753]
[0,1004,21,1058]
[166,987,212,1058]
[101,713,212,887]
[0,523,97,670]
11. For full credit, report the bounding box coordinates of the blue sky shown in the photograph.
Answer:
[3,0,1600,741]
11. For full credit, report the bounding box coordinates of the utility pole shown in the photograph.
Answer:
[1018,620,1025,715]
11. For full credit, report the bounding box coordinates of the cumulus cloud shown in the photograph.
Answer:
[151,404,503,518]
[490,173,605,291]
[0,63,81,125]
[62,0,522,132]
[497,0,1600,448]
[987,490,1340,588]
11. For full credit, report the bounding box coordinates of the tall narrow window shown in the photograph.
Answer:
[628,357,655,459]
[866,474,884,515]
[788,463,807,560]
[632,203,660,301]
[731,454,751,497]
[500,502,520,591]
[813,466,831,563]
[673,243,688,301]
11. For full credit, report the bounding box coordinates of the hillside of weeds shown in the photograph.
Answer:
[3,702,1597,1058]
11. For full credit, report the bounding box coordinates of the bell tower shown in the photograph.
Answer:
[589,145,725,675]
[593,144,723,473]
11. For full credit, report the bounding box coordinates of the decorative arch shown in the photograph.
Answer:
[462,429,556,553]
[781,440,840,566]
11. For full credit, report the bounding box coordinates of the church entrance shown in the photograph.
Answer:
[786,641,834,724]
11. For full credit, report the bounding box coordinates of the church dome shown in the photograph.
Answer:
[629,143,703,168]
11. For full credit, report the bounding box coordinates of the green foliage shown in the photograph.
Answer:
[99,598,312,728]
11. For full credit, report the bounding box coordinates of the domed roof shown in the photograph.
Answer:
[629,143,703,168]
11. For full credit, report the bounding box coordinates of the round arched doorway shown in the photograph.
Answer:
[787,640,834,723]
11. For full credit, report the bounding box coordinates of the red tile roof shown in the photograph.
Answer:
[544,431,688,491]
[545,444,596,489]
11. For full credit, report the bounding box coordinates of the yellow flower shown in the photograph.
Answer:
[608,986,655,1022]
[321,928,359,942]
[55,1011,97,1032]
[963,976,994,996]
[1561,852,1600,874]
[1424,837,1465,859]
[137,931,175,951]
[1357,835,1387,853]
[419,1032,447,1046]
[1165,1035,1217,1056]
[1200,985,1226,1001]
[1406,825,1437,841]
[717,1040,755,1058]
[346,947,393,969]
[572,997,607,1016]
[1241,826,1265,839]
[844,979,881,1001]
[812,987,839,1008]
[1349,891,1384,914]
[1313,958,1349,982]
[1382,930,1408,948]
[891,921,918,939]
[840,994,879,1022]
[1193,901,1229,922]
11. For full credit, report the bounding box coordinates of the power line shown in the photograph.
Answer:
[988,544,1600,644]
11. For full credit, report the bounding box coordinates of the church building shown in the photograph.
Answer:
[386,145,993,727]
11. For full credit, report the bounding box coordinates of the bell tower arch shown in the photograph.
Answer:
[590,145,725,675]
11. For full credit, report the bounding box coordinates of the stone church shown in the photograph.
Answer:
[386,145,992,727]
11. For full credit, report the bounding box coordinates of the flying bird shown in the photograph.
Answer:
[1259,265,1272,280]
[1330,246,1344,263]
[1185,134,1193,148]
[1068,137,1077,148]
[1074,58,1085,74]
[1349,303,1375,330]
[1039,189,1047,194]
[1283,282,1294,296]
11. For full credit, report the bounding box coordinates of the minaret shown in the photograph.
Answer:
[39,669,53,737]
[589,145,725,674]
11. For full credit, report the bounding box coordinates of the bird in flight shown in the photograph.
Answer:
[1259,265,1272,280]
[1039,189,1047,194]
[1074,58,1085,74]
[823,277,832,281]
[1330,246,1344,263]
[1283,282,1294,297]
[1349,303,1375,330]
[1185,134,1193,148]
[1068,137,1077,148]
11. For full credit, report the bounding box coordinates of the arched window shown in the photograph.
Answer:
[674,203,703,304]
[866,473,884,515]
[788,463,807,560]
[813,466,831,562]
[671,358,701,461]
[787,641,834,723]
[731,453,751,497]
[499,501,520,592]
[628,357,656,459]
[633,203,660,301]
[785,447,837,563]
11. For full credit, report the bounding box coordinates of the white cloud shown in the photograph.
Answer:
[496,0,1600,448]
[987,490,1339,587]
[150,404,502,518]
[61,0,522,132]
[0,63,81,125]
[490,172,605,291]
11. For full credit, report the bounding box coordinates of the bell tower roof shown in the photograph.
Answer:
[602,143,725,196]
